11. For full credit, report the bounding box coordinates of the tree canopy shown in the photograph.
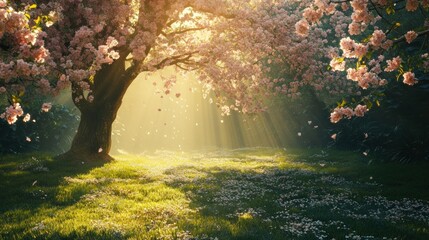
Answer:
[1,0,428,159]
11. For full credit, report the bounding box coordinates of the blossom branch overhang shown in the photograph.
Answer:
[151,50,200,70]
[393,29,429,44]
[163,27,207,37]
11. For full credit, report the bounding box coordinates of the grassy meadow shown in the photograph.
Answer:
[0,148,428,239]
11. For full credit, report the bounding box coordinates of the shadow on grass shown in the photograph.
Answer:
[0,153,113,211]
[162,155,429,240]
[0,153,153,239]
[0,149,428,239]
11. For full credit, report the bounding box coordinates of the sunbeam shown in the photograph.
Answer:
[111,68,299,153]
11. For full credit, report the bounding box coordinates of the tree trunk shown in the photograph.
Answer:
[59,102,120,162]
[56,58,133,162]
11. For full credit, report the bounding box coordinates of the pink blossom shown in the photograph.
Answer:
[330,58,345,71]
[110,51,120,60]
[405,31,418,44]
[339,37,355,56]
[41,102,52,112]
[354,104,368,117]
[403,72,418,86]
[295,19,310,37]
[353,43,368,58]
[348,22,361,35]
[23,113,31,122]
[340,107,354,119]
[370,30,386,48]
[406,0,419,11]
[384,56,402,72]
[3,103,24,124]
[303,8,322,24]
[351,0,367,11]
[330,107,348,123]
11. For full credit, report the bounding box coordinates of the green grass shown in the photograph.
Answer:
[0,148,428,239]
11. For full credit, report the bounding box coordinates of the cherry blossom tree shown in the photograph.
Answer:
[299,0,429,123]
[2,0,340,161]
[3,0,425,160]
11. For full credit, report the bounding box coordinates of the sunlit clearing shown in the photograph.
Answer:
[112,67,299,154]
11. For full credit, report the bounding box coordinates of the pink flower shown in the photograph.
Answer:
[295,19,309,37]
[351,0,367,11]
[354,104,368,117]
[340,107,354,119]
[403,72,418,85]
[406,0,419,11]
[353,43,368,58]
[3,103,24,124]
[348,22,361,35]
[331,133,337,140]
[41,102,52,112]
[330,58,345,71]
[23,113,31,122]
[340,37,355,56]
[303,8,322,24]
[384,56,402,72]
[330,107,345,123]
[370,30,386,48]
[405,31,418,44]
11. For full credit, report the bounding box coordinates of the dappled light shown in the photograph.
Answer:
[1,149,429,239]
[2,0,429,239]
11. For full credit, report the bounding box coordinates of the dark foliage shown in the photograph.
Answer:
[332,78,429,163]
[0,103,79,154]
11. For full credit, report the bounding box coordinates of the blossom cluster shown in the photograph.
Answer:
[301,0,429,122]
[330,104,368,123]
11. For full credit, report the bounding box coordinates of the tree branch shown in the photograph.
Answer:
[71,82,88,110]
[393,29,429,44]
[151,50,200,70]
[164,27,206,36]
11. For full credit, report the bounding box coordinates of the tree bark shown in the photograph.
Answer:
[59,103,119,162]
[56,57,133,162]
